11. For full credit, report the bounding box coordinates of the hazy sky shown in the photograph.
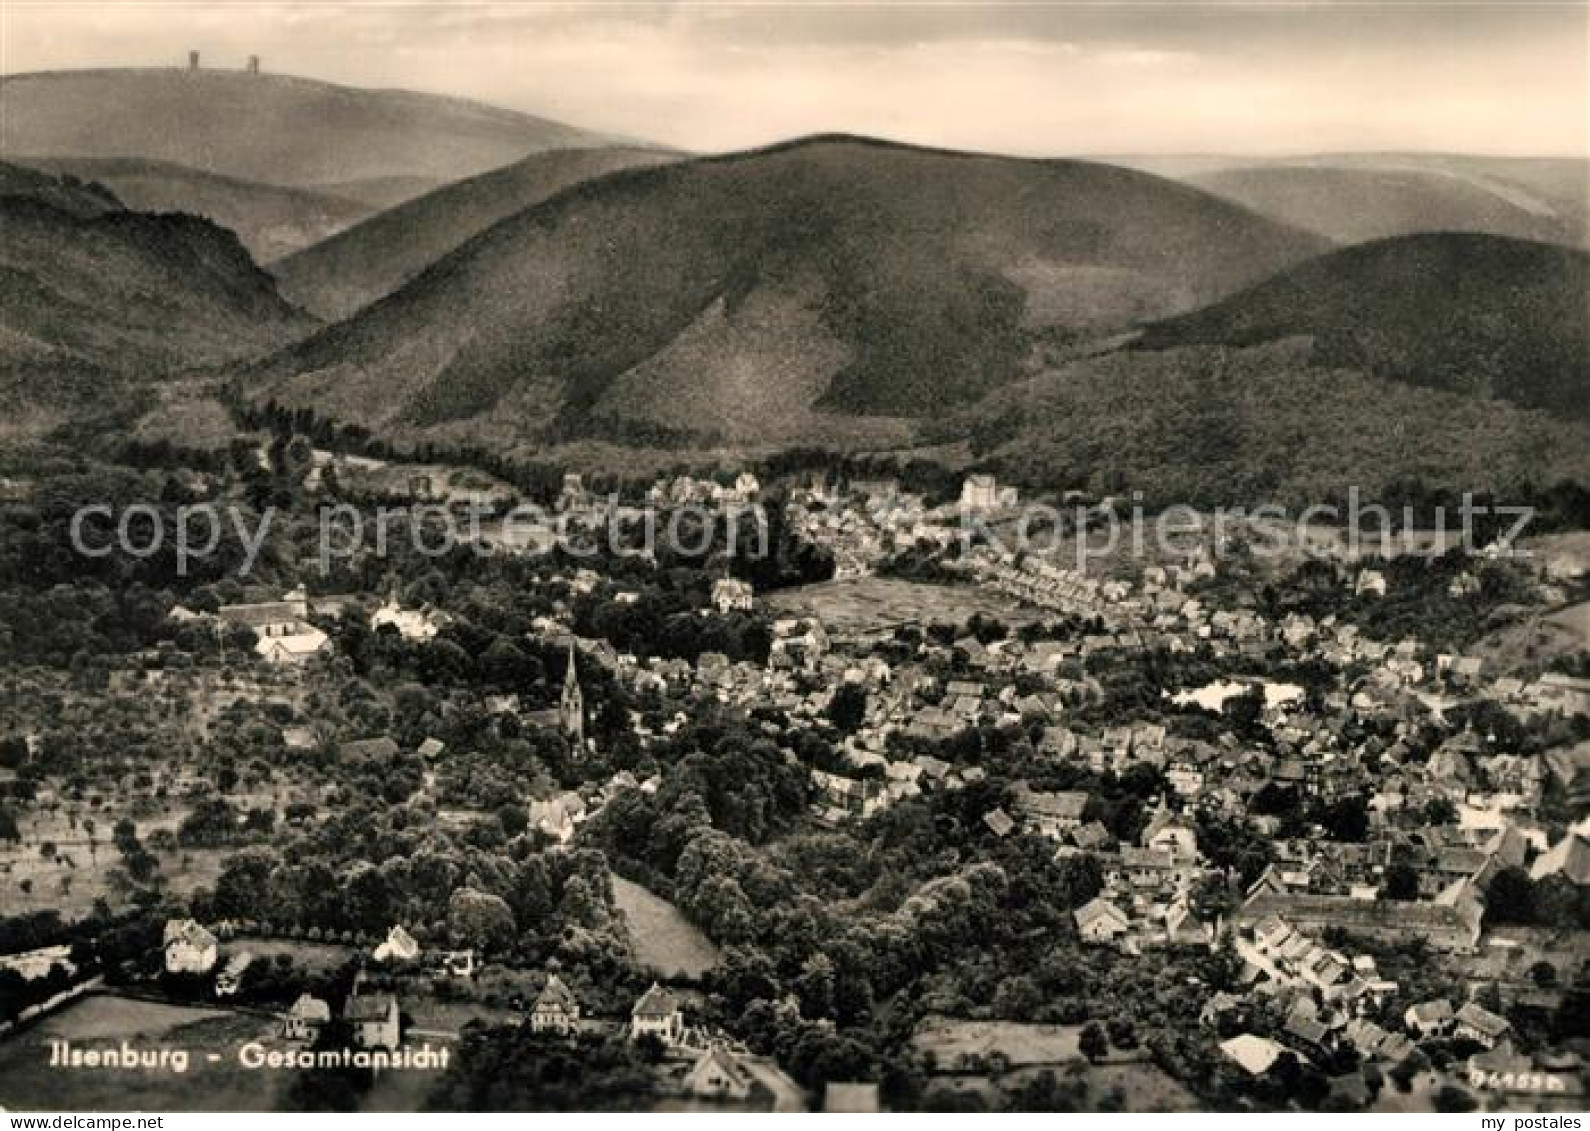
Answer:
[4,2,1586,156]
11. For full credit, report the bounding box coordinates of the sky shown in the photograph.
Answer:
[3,1,1586,156]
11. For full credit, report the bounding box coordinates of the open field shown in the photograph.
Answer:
[0,993,288,1112]
[610,874,721,979]
[925,1061,1197,1112]
[221,938,358,975]
[1470,607,1588,675]
[911,1016,1082,1068]
[1545,599,1590,640]
[0,836,231,918]
[765,577,1040,635]
[0,990,465,1112]
[1086,1062,1198,1111]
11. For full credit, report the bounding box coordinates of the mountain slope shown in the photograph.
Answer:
[272,146,679,319]
[0,68,633,188]
[0,162,121,217]
[958,339,1590,506]
[245,135,1324,449]
[293,174,452,211]
[1136,233,1589,421]
[16,157,373,261]
[1188,164,1588,248]
[0,167,314,430]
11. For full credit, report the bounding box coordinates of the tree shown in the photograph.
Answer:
[1485,866,1536,925]
[825,684,868,734]
[1380,862,1420,901]
[1079,1021,1108,1063]
[214,848,279,919]
[447,887,516,952]
[993,975,1042,1021]
[1222,686,1267,742]
[1433,1084,1477,1113]
[1312,794,1370,843]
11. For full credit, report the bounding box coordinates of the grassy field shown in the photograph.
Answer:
[0,990,469,1112]
[925,1061,1197,1112]
[908,1016,1199,1111]
[1546,599,1590,639]
[0,993,288,1112]
[765,577,1039,635]
[222,937,357,975]
[911,1016,1082,1068]
[610,874,721,979]
[1470,606,1587,675]
[1,826,230,918]
[1085,1063,1198,1112]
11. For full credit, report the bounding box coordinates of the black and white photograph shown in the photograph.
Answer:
[0,0,1586,1118]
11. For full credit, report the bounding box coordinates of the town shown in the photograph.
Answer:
[0,445,1586,1113]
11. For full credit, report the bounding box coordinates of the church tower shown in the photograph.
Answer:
[560,645,585,751]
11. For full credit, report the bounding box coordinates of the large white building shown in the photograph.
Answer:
[218,593,328,664]
[629,983,684,1045]
[960,474,1018,512]
[162,918,218,974]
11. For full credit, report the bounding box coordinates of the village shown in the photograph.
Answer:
[0,456,1587,1113]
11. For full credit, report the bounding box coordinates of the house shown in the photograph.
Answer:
[1071,821,1111,852]
[711,578,755,614]
[1354,570,1388,598]
[1283,1009,1331,1058]
[370,598,444,641]
[1239,890,1482,951]
[824,1082,882,1113]
[683,1045,756,1101]
[1343,1018,1412,1063]
[163,919,218,974]
[1163,895,1214,948]
[440,950,476,979]
[1200,992,1249,1032]
[1011,785,1089,838]
[219,600,328,664]
[345,993,401,1051]
[529,793,587,844]
[1404,999,1454,1038]
[1454,1002,1512,1048]
[1074,897,1130,944]
[1039,726,1080,759]
[530,974,581,1036]
[959,475,1016,512]
[1114,847,1198,892]
[282,993,331,1041]
[770,619,828,671]
[1220,1034,1289,1076]
[982,808,1016,838]
[373,924,421,964]
[812,769,887,821]
[1142,805,1199,861]
[630,982,685,1045]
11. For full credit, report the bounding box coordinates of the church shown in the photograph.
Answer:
[559,645,585,750]
[525,644,586,750]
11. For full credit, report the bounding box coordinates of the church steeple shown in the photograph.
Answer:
[560,644,584,751]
